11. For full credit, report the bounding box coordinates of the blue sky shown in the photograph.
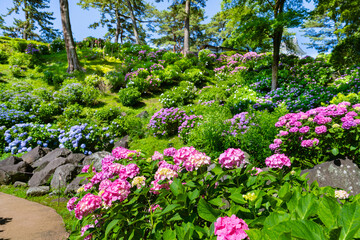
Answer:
[1,0,318,57]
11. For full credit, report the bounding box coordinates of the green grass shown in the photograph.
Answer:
[0,185,76,233]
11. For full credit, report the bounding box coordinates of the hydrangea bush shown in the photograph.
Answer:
[271,102,360,168]
[68,146,360,240]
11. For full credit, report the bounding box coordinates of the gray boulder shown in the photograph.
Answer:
[0,169,10,185]
[114,135,129,149]
[65,177,87,194]
[26,186,50,196]
[50,164,77,189]
[83,151,110,172]
[301,158,360,195]
[14,181,27,188]
[32,148,71,168]
[0,156,33,184]
[66,153,86,165]
[21,146,51,165]
[136,111,149,119]
[28,157,68,187]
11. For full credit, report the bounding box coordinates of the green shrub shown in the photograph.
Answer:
[9,65,24,77]
[105,71,126,92]
[93,106,122,123]
[330,92,360,105]
[160,65,182,84]
[42,71,64,86]
[159,81,196,108]
[0,50,9,64]
[226,86,258,114]
[54,83,100,107]
[32,88,54,101]
[174,58,193,72]
[330,34,360,69]
[36,101,62,123]
[84,74,103,88]
[118,87,141,106]
[126,68,151,93]
[109,114,144,138]
[50,38,65,53]
[62,103,84,119]
[183,68,206,86]
[162,51,181,65]
[10,39,28,52]
[8,52,32,68]
[198,86,228,103]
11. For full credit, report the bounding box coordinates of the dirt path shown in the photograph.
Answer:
[0,192,69,240]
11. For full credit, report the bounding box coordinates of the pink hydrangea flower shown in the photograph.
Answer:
[81,165,95,173]
[123,163,140,179]
[214,215,249,240]
[279,130,289,136]
[149,204,162,212]
[81,224,94,240]
[265,154,291,169]
[173,146,198,165]
[67,197,78,211]
[150,179,170,194]
[154,167,178,181]
[101,179,131,207]
[269,143,280,151]
[152,151,164,161]
[99,179,112,191]
[112,147,139,160]
[163,147,177,156]
[289,127,299,133]
[75,193,102,220]
[218,148,246,169]
[299,126,310,133]
[315,125,327,134]
[83,183,93,191]
[274,139,282,145]
[102,155,115,172]
[183,152,211,171]
[251,167,263,176]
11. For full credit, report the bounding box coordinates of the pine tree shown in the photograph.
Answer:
[1,0,59,42]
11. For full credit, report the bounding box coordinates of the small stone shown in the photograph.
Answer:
[14,181,27,188]
[26,186,50,196]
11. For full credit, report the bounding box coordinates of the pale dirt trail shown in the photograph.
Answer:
[0,192,69,240]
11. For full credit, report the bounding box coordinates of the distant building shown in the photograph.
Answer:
[280,37,306,57]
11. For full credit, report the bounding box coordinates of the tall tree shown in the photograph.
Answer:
[156,0,206,55]
[223,0,308,90]
[59,0,82,73]
[78,0,150,44]
[1,0,59,41]
[302,0,360,53]
[152,4,206,52]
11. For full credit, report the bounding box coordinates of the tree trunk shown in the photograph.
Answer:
[271,30,282,90]
[183,0,190,56]
[125,0,140,44]
[115,9,121,43]
[59,0,82,73]
[271,0,285,91]
[23,0,28,40]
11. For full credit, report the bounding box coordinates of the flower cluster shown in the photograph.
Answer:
[218,148,246,169]
[148,107,187,136]
[74,193,102,220]
[173,146,211,171]
[224,112,250,137]
[335,190,349,199]
[112,147,140,160]
[265,154,291,169]
[214,215,249,240]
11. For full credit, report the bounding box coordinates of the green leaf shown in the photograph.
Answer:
[264,212,290,227]
[318,196,340,229]
[271,220,326,240]
[168,213,183,222]
[339,200,360,240]
[105,219,120,239]
[294,194,318,220]
[208,198,226,207]
[278,182,291,200]
[188,189,200,201]
[210,165,223,175]
[329,227,342,240]
[245,229,267,240]
[170,178,183,196]
[163,229,176,240]
[229,192,247,204]
[161,204,181,215]
[350,146,357,151]
[331,148,339,156]
[197,198,221,222]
